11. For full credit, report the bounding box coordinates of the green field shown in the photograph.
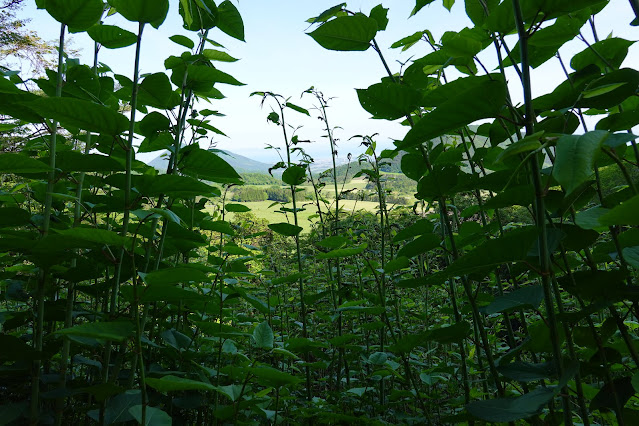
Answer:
[210,198,384,232]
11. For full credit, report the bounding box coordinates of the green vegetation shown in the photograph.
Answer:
[2,0,639,425]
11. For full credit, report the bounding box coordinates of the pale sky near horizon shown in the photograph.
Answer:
[15,0,639,164]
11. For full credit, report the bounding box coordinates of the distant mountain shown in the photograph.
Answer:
[148,150,277,175]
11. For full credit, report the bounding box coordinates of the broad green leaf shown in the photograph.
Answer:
[87,391,140,424]
[392,219,433,242]
[623,246,639,270]
[400,79,506,149]
[467,388,555,422]
[179,147,242,184]
[225,203,251,212]
[553,131,609,195]
[384,256,410,273]
[443,0,455,11]
[146,375,216,392]
[216,384,243,402]
[425,227,538,284]
[465,0,499,26]
[317,244,367,259]
[357,82,421,120]
[317,236,351,249]
[575,206,609,230]
[369,4,389,31]
[217,1,245,41]
[203,49,239,62]
[411,0,436,16]
[55,321,135,342]
[56,228,129,247]
[169,34,194,49]
[440,31,481,58]
[599,195,639,226]
[0,207,31,227]
[578,69,639,109]
[0,402,28,425]
[496,132,543,163]
[139,286,202,303]
[268,223,303,237]
[250,367,300,387]
[138,73,179,109]
[428,321,471,344]
[497,361,555,383]
[397,234,441,258]
[26,97,128,135]
[108,0,169,25]
[253,321,274,349]
[138,112,170,137]
[0,154,51,174]
[45,0,103,30]
[141,267,208,286]
[179,0,218,31]
[571,38,635,72]
[308,15,378,51]
[87,25,137,49]
[480,285,544,315]
[50,152,124,172]
[129,406,172,426]
[282,165,306,186]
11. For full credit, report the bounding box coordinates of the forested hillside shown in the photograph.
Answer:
[1,0,639,425]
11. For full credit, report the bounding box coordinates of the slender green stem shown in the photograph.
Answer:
[31,22,65,425]
[511,0,571,423]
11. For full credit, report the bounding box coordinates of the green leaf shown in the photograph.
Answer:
[108,0,169,25]
[142,267,208,286]
[0,154,51,174]
[480,285,544,315]
[571,38,635,72]
[203,49,239,62]
[225,203,251,213]
[169,34,194,49]
[356,82,421,120]
[51,152,124,172]
[285,102,310,116]
[317,236,351,249]
[399,79,506,149]
[138,73,179,109]
[217,1,245,41]
[443,0,455,11]
[45,0,103,31]
[411,0,436,16]
[466,388,555,422]
[623,246,639,270]
[599,195,639,226]
[179,147,242,184]
[553,131,609,196]
[280,166,305,187]
[250,367,300,387]
[26,97,128,135]
[56,228,129,247]
[146,375,216,392]
[317,243,367,259]
[179,0,218,31]
[128,406,172,426]
[279,166,305,187]
[392,219,433,243]
[55,321,135,342]
[216,384,243,402]
[384,256,410,273]
[253,321,274,349]
[498,361,555,383]
[397,234,441,258]
[87,25,137,49]
[308,15,378,51]
[268,222,303,237]
[139,286,202,303]
[0,207,31,227]
[369,4,389,31]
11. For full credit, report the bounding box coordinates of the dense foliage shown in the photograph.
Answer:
[1,0,639,425]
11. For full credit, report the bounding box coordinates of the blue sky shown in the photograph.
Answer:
[19,0,639,164]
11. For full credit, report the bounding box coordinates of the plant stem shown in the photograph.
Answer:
[31,22,65,425]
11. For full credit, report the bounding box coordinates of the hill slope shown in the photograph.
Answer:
[148,150,276,174]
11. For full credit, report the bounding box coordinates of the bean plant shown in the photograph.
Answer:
[1,0,639,424]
